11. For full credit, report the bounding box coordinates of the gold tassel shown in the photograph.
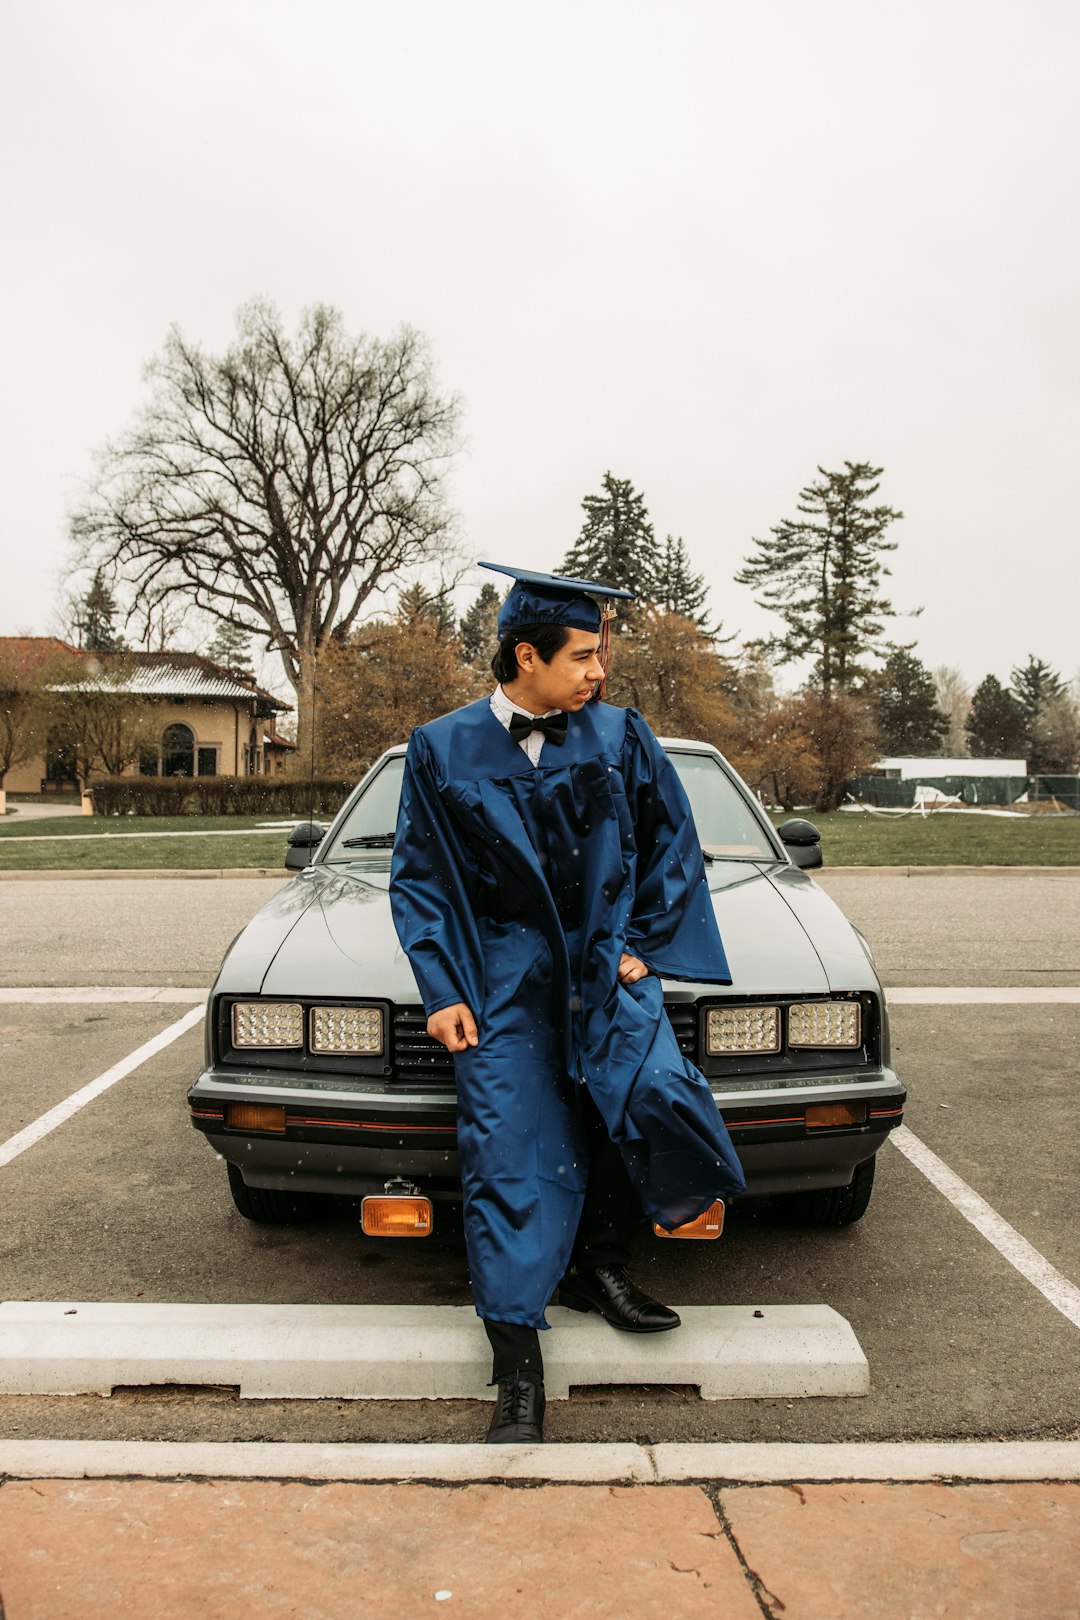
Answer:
[594,604,617,701]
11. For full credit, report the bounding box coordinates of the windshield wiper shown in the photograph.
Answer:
[341,833,396,848]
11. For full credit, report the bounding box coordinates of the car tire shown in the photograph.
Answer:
[776,1154,876,1227]
[226,1161,307,1224]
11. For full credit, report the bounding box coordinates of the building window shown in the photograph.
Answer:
[44,734,78,786]
[197,746,219,777]
[162,723,195,778]
[138,746,159,777]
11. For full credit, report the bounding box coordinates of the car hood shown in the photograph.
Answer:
[218,858,876,1004]
[694,860,874,996]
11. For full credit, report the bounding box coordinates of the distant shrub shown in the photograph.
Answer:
[88,776,355,818]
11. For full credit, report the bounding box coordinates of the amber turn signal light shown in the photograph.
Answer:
[654,1200,725,1240]
[224,1103,286,1133]
[361,1196,433,1237]
[805,1102,868,1129]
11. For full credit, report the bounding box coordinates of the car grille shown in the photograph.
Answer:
[393,1002,701,1078]
[391,998,870,1087]
[392,1007,456,1081]
[664,1003,699,1063]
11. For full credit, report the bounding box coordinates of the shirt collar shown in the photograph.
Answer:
[490,685,561,725]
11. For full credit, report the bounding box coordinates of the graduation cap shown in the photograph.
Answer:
[478,561,635,700]
[478,561,635,638]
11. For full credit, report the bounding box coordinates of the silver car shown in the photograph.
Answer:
[188,739,905,1230]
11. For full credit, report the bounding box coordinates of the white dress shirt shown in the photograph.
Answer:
[489,685,561,766]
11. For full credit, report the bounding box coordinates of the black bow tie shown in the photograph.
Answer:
[508,710,568,746]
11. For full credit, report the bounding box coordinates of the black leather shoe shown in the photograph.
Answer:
[485,1371,546,1444]
[559,1265,681,1333]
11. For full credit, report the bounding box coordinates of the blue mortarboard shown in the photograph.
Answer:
[479,561,635,639]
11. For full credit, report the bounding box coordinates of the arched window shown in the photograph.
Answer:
[161,723,195,778]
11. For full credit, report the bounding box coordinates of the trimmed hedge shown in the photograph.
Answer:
[88,776,356,818]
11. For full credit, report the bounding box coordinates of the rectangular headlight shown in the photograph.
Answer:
[788,1001,862,1049]
[310,1005,384,1055]
[706,1005,781,1055]
[231,1001,304,1048]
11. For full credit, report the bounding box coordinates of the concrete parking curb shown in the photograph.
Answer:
[822,865,1080,877]
[0,1301,869,1402]
[2,1439,1079,1484]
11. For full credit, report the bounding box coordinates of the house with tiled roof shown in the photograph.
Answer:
[0,639,293,792]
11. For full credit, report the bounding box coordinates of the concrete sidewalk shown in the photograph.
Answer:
[0,1469,1076,1619]
[1,802,82,821]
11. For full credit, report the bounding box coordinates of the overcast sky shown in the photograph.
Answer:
[1,0,1077,694]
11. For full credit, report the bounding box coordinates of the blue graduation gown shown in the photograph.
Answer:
[389,697,746,1327]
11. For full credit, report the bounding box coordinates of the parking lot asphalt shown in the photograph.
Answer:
[5,868,1079,987]
[0,877,285,988]
[820,870,1080,987]
[0,872,1078,1451]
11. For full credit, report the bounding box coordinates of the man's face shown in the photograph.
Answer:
[513,628,606,711]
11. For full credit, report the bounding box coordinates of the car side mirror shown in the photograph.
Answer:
[777,817,823,870]
[285,820,326,870]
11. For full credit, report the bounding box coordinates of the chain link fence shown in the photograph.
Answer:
[846,773,1080,810]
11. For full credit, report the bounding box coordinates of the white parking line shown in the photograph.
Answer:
[890,1125,1080,1331]
[0,1005,205,1170]
[0,987,205,1004]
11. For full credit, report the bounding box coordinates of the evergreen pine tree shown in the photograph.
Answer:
[560,473,661,599]
[1010,655,1065,774]
[397,581,456,637]
[76,569,126,651]
[872,648,948,755]
[735,461,905,695]
[206,620,255,681]
[654,535,711,626]
[964,675,1027,759]
[459,583,503,663]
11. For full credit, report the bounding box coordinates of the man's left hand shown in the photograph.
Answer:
[618,952,649,986]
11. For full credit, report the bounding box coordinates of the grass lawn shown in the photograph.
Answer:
[1,808,1078,872]
[0,814,293,872]
[772,810,1080,867]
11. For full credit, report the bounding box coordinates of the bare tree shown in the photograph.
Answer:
[932,665,971,756]
[0,644,49,800]
[317,610,483,778]
[604,609,737,753]
[738,691,825,812]
[1031,689,1080,776]
[41,652,159,796]
[136,600,192,654]
[72,301,460,765]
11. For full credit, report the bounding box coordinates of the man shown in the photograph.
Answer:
[390,563,745,1443]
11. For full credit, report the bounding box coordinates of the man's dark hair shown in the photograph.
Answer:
[491,624,571,684]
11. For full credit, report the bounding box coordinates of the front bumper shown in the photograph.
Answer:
[188,1064,906,1200]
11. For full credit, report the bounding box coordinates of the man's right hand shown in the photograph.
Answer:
[427,1003,479,1052]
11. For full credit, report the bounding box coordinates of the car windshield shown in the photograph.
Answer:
[322,748,777,864]
[666,751,776,859]
[324,757,407,858]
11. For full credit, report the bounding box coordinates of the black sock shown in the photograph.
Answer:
[484,1319,544,1382]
